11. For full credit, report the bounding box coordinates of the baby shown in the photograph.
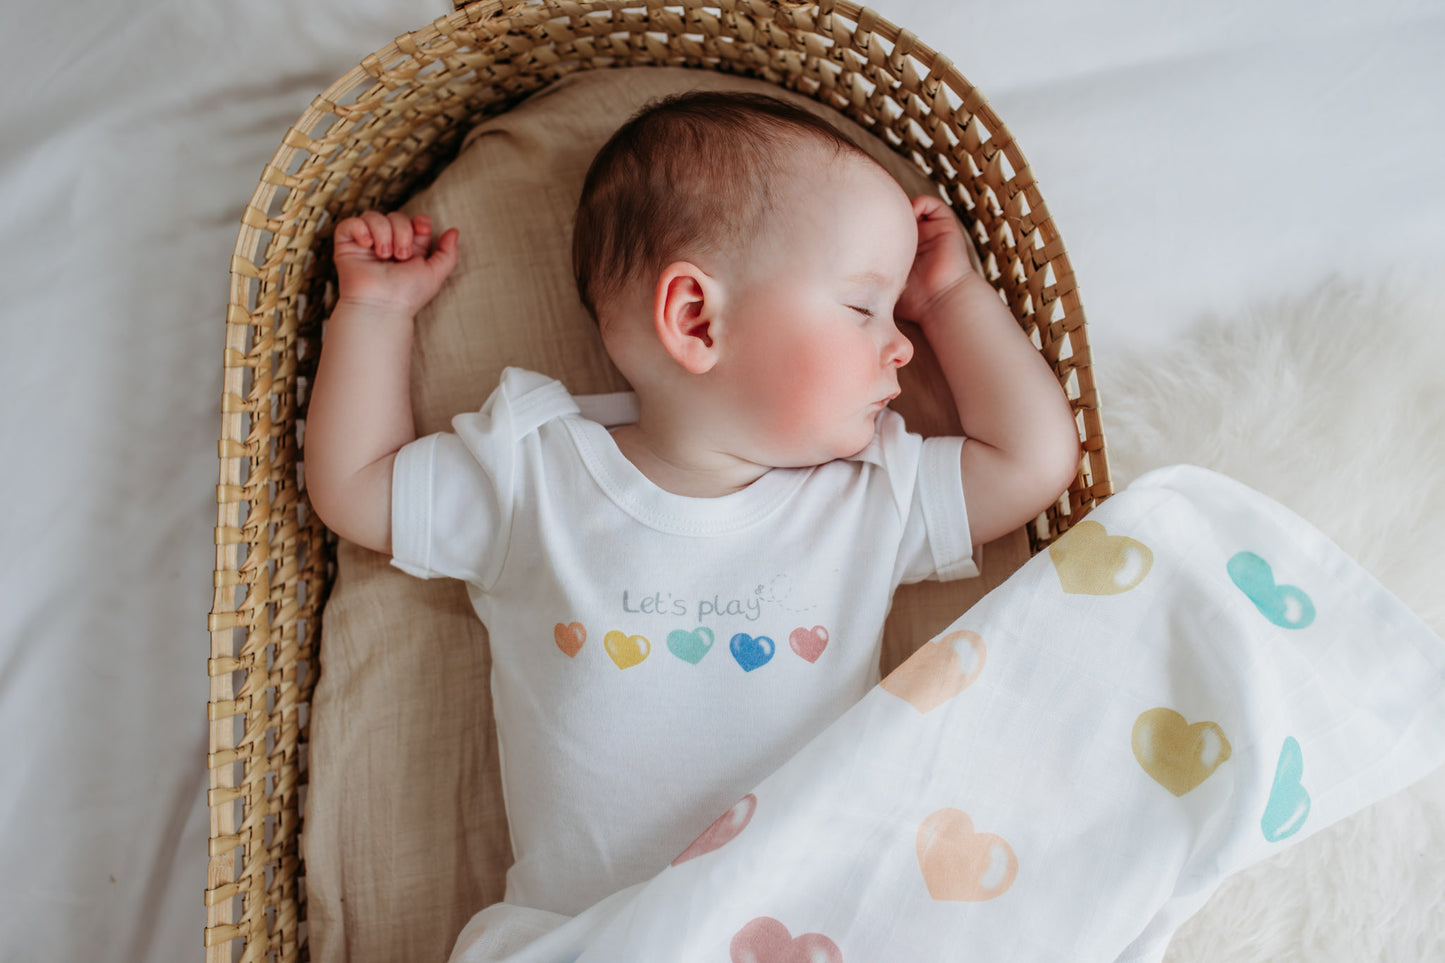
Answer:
[305,91,1080,917]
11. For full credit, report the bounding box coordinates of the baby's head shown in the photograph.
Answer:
[572,90,920,467]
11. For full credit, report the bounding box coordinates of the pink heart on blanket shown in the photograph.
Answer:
[730,917,843,963]
[672,794,757,866]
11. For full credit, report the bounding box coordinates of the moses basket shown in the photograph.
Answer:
[206,0,1113,958]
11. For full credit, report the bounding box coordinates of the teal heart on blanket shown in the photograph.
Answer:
[1227,552,1316,629]
[730,633,775,672]
[1261,736,1311,842]
[667,627,715,664]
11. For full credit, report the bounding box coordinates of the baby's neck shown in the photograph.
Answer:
[608,423,771,498]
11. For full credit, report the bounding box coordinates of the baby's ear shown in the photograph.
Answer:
[653,261,719,374]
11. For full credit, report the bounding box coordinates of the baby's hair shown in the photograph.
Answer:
[572,89,874,325]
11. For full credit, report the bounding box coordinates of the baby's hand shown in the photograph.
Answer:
[333,211,460,316]
[895,195,977,328]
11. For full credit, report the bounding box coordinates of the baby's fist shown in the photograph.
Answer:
[895,195,974,326]
[333,211,460,315]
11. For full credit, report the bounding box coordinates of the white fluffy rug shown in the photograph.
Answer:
[1095,266,1445,961]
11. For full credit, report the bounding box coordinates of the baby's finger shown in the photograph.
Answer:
[425,227,461,278]
[334,216,373,249]
[411,214,434,255]
[911,194,950,222]
[361,211,393,257]
[387,211,416,260]
[911,195,963,245]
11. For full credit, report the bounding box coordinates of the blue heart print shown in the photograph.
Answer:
[1261,736,1311,842]
[667,627,715,665]
[1226,552,1316,629]
[730,633,775,672]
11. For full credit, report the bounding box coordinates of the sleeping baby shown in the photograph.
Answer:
[303,90,1080,918]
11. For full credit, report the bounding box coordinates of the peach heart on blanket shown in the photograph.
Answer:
[1131,707,1232,796]
[916,808,1018,902]
[553,621,585,658]
[789,625,829,663]
[672,794,757,866]
[1048,520,1153,595]
[880,630,985,714]
[603,630,650,669]
[729,917,843,963]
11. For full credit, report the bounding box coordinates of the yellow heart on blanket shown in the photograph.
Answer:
[916,808,1018,902]
[880,630,986,714]
[604,630,650,669]
[1049,520,1153,595]
[1131,708,1232,796]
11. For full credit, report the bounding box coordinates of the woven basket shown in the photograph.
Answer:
[206,0,1112,958]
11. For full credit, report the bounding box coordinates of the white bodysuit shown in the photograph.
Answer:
[391,367,979,915]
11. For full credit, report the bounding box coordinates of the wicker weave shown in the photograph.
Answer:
[206,0,1112,958]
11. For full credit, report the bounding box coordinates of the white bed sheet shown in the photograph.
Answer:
[0,1,1440,960]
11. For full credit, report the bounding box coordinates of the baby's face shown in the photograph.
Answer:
[711,150,919,467]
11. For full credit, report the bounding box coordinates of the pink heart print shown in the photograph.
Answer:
[672,794,757,866]
[788,625,829,663]
[730,917,843,963]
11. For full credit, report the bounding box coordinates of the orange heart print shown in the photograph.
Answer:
[553,621,585,658]
[880,630,986,714]
[916,808,1018,901]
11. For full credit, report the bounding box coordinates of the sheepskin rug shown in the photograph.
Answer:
[1094,266,1445,962]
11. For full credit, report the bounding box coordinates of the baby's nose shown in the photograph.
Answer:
[885,325,914,368]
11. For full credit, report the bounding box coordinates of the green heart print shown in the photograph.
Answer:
[667,626,715,664]
[1261,736,1311,842]
[1227,551,1315,629]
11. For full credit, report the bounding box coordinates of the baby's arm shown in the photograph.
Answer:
[305,211,460,554]
[896,196,1081,547]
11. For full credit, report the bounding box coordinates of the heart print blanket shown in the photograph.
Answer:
[449,465,1445,963]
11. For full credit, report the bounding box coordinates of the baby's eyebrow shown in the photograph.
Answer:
[842,270,890,287]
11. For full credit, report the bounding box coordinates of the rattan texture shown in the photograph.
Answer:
[206,0,1113,959]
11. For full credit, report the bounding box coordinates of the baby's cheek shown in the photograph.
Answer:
[737,335,813,398]
[735,326,871,448]
[765,361,862,445]
[739,378,810,444]
[770,354,833,407]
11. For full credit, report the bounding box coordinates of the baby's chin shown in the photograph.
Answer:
[833,413,887,459]
[745,408,885,468]
[774,427,879,468]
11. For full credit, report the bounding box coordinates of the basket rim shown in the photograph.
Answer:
[231,0,1044,282]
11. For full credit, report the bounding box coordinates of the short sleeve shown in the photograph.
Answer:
[864,410,980,585]
[390,429,509,586]
[899,434,981,583]
[390,368,571,587]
